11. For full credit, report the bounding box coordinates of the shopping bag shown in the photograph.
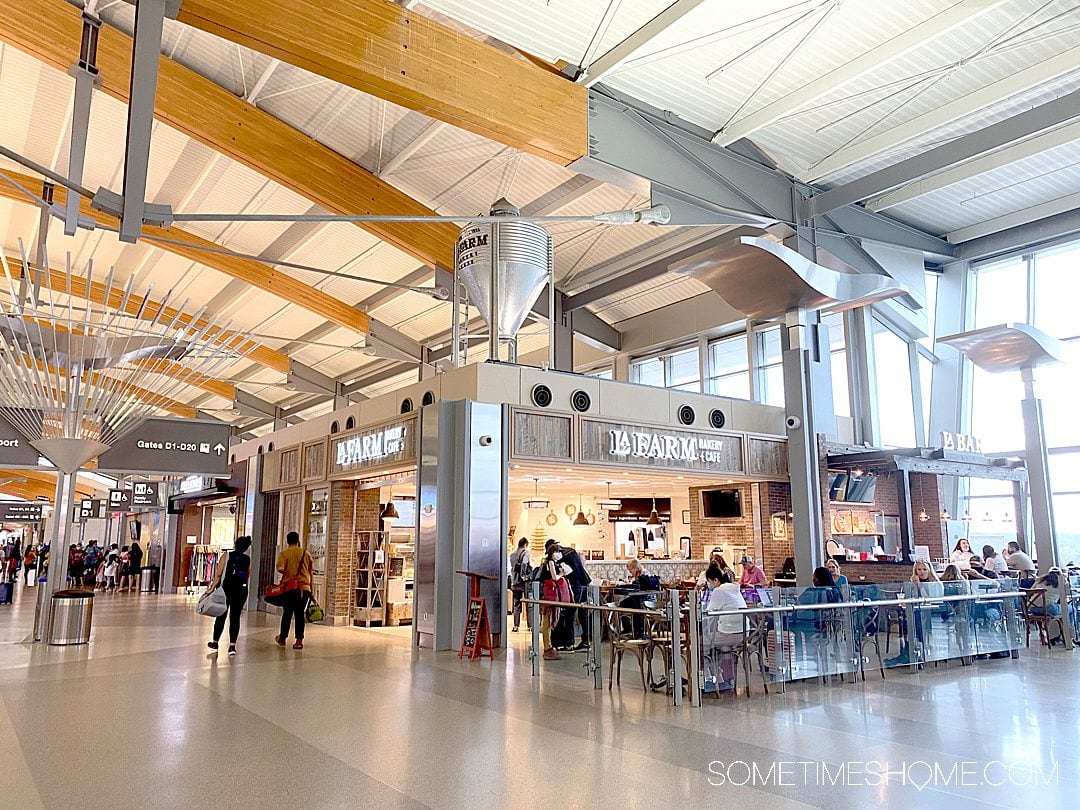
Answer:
[196,584,228,617]
[305,598,325,623]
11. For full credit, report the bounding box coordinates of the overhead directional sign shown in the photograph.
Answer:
[79,499,108,520]
[108,489,133,512]
[0,414,40,468]
[131,481,160,507]
[96,418,231,475]
[0,501,43,522]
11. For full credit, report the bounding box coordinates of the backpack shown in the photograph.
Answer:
[512,552,533,587]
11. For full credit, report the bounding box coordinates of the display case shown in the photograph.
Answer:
[306,488,329,608]
[354,530,387,626]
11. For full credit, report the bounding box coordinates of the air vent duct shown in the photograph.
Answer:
[570,390,592,412]
[531,384,553,408]
[709,409,726,429]
[677,405,695,425]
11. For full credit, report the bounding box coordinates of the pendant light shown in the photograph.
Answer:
[572,494,590,527]
[596,481,621,512]
[940,508,951,521]
[523,478,549,510]
[380,485,399,524]
[646,496,662,527]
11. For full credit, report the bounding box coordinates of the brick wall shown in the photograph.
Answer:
[325,482,383,620]
[688,482,756,563]
[910,472,947,558]
[759,482,793,578]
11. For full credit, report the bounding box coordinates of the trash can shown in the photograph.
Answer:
[48,590,94,646]
[139,566,159,593]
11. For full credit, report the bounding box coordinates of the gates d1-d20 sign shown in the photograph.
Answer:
[96,418,231,475]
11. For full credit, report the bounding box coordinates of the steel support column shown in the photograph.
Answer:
[1020,368,1058,572]
[120,0,168,242]
[34,471,79,641]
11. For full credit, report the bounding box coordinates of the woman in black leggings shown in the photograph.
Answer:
[208,536,252,656]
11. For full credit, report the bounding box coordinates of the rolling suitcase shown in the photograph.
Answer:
[0,581,13,605]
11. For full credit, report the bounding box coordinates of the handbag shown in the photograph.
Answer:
[305,597,325,623]
[196,553,229,617]
[264,576,301,606]
[196,583,228,617]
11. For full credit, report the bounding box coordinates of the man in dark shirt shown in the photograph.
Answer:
[545,540,592,650]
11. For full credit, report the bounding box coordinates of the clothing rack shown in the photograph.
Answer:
[186,545,221,594]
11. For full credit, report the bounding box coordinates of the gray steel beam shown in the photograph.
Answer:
[574,90,793,225]
[823,205,955,260]
[806,86,1080,218]
[119,0,168,243]
[955,205,1080,261]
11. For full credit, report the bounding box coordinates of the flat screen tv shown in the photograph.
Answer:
[700,488,742,518]
[828,471,877,503]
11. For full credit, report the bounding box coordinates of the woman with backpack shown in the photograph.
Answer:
[208,536,252,656]
[538,542,571,660]
[509,538,532,632]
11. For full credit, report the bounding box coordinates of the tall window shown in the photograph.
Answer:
[758,327,785,407]
[588,367,613,380]
[707,334,749,399]
[872,317,917,447]
[629,345,700,391]
[968,239,1080,563]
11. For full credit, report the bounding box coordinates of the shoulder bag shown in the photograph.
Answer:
[196,554,229,617]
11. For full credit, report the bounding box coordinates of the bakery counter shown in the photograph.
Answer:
[832,561,912,585]
[585,559,707,585]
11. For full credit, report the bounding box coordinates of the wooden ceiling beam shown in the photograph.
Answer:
[0,0,458,271]
[132,358,237,401]
[175,0,588,166]
[1,247,291,375]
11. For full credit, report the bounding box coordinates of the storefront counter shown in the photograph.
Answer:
[585,559,707,585]
[833,561,912,585]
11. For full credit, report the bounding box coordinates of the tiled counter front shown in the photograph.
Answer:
[585,559,708,584]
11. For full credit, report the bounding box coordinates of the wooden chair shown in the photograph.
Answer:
[730,616,772,697]
[1021,588,1064,649]
[856,603,886,680]
[645,610,691,693]
[606,606,651,691]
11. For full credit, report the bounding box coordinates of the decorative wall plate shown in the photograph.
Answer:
[565,503,577,517]
[546,511,558,526]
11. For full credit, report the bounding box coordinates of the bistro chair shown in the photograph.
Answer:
[644,609,691,694]
[855,602,886,680]
[730,615,772,697]
[606,606,651,692]
[1021,588,1064,649]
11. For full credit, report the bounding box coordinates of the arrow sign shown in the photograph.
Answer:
[96,417,231,475]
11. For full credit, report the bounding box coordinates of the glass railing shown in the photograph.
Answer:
[523,580,1029,704]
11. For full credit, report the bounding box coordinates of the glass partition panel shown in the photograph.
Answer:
[777,586,858,680]
[970,580,1024,657]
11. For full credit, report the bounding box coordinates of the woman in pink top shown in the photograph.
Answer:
[738,556,768,588]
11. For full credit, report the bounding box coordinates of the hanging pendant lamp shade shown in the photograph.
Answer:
[646,496,662,527]
[597,481,621,512]
[523,477,549,510]
[381,499,400,523]
[572,494,589,526]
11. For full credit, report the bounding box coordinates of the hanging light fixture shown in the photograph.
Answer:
[380,485,399,524]
[523,478,549,510]
[851,467,864,479]
[596,481,621,512]
[940,508,951,521]
[918,510,930,522]
[646,496,662,527]
[572,494,589,527]
[962,511,972,522]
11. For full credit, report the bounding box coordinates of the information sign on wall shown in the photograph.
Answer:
[131,482,160,507]
[578,418,744,474]
[96,418,230,475]
[0,414,40,468]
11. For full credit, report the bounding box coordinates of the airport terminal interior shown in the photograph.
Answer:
[2,1,1080,807]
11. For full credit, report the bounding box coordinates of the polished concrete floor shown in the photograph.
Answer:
[0,584,1077,809]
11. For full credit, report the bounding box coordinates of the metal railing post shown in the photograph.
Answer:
[529,581,540,677]
[669,589,682,707]
[687,588,702,707]
[588,584,602,690]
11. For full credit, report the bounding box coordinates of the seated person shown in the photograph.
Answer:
[696,548,732,587]
[1031,570,1068,644]
[983,545,1010,574]
[886,561,943,666]
[950,539,974,569]
[1005,542,1036,581]
[790,567,841,637]
[624,557,648,583]
[825,559,849,587]
[701,565,747,691]
[965,555,996,580]
[738,556,768,589]
[940,564,971,595]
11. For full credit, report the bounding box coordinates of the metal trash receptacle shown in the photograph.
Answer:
[48,590,94,645]
[139,566,159,593]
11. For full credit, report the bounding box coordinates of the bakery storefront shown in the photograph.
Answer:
[260,414,417,627]
[506,409,792,585]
